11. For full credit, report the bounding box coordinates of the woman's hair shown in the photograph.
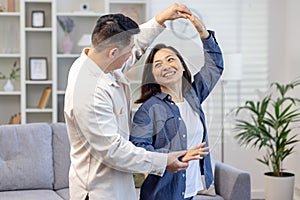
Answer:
[135,43,192,104]
[91,14,140,52]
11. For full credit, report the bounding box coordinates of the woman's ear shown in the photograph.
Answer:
[109,47,118,58]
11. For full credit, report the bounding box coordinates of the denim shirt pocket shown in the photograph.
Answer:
[148,103,177,150]
[153,116,178,150]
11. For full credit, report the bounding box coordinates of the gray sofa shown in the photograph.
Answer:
[0,123,69,200]
[0,123,251,200]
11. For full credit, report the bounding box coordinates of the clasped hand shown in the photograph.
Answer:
[166,142,209,173]
[182,142,209,162]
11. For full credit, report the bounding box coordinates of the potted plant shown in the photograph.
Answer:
[0,60,20,91]
[233,78,300,200]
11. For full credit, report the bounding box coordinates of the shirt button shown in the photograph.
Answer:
[182,192,185,196]
[182,173,185,177]
[183,134,186,138]
[170,102,174,105]
[178,117,181,120]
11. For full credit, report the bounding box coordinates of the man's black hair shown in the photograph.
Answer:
[92,14,140,51]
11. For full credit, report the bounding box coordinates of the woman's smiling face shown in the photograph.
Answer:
[152,48,185,87]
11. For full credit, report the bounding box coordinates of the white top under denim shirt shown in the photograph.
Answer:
[176,99,204,198]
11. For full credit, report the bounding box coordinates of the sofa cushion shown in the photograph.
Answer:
[52,123,71,190]
[0,190,63,200]
[55,188,69,200]
[0,123,54,191]
[214,161,251,200]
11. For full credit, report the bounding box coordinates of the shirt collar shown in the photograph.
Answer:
[154,88,199,104]
[112,69,129,85]
[107,72,120,87]
[81,48,120,87]
[154,92,172,101]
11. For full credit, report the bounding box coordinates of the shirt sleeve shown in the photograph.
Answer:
[192,30,224,103]
[122,18,166,73]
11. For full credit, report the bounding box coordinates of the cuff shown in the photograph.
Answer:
[148,151,167,177]
[202,30,219,49]
[138,17,166,37]
[134,17,166,57]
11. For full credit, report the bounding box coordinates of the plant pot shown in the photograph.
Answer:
[264,172,295,200]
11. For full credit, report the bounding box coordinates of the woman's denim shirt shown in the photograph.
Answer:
[130,31,223,200]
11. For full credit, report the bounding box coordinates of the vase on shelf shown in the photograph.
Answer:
[7,0,15,12]
[3,79,14,92]
[62,32,73,54]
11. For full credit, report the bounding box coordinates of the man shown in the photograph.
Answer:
[64,3,199,200]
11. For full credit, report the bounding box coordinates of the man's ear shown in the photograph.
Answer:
[109,47,118,58]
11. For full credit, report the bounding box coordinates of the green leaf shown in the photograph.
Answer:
[234,77,300,175]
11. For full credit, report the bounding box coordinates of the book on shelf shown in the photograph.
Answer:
[38,87,51,109]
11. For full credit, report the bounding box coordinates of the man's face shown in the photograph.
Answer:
[109,38,134,71]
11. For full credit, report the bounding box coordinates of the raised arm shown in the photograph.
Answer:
[123,3,192,72]
[187,14,224,103]
[185,13,210,39]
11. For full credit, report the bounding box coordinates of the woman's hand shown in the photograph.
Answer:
[182,142,209,162]
[185,14,210,40]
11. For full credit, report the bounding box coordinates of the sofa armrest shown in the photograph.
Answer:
[214,162,251,200]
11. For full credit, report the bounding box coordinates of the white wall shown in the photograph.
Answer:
[269,0,300,199]
[148,0,300,199]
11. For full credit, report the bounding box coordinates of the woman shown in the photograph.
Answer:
[130,14,223,200]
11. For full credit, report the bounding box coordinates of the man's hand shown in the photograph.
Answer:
[166,151,189,173]
[182,142,209,162]
[155,3,192,25]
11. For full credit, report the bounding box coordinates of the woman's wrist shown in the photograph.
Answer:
[200,30,210,40]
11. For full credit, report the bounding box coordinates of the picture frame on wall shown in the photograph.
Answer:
[29,57,48,80]
[31,11,45,27]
